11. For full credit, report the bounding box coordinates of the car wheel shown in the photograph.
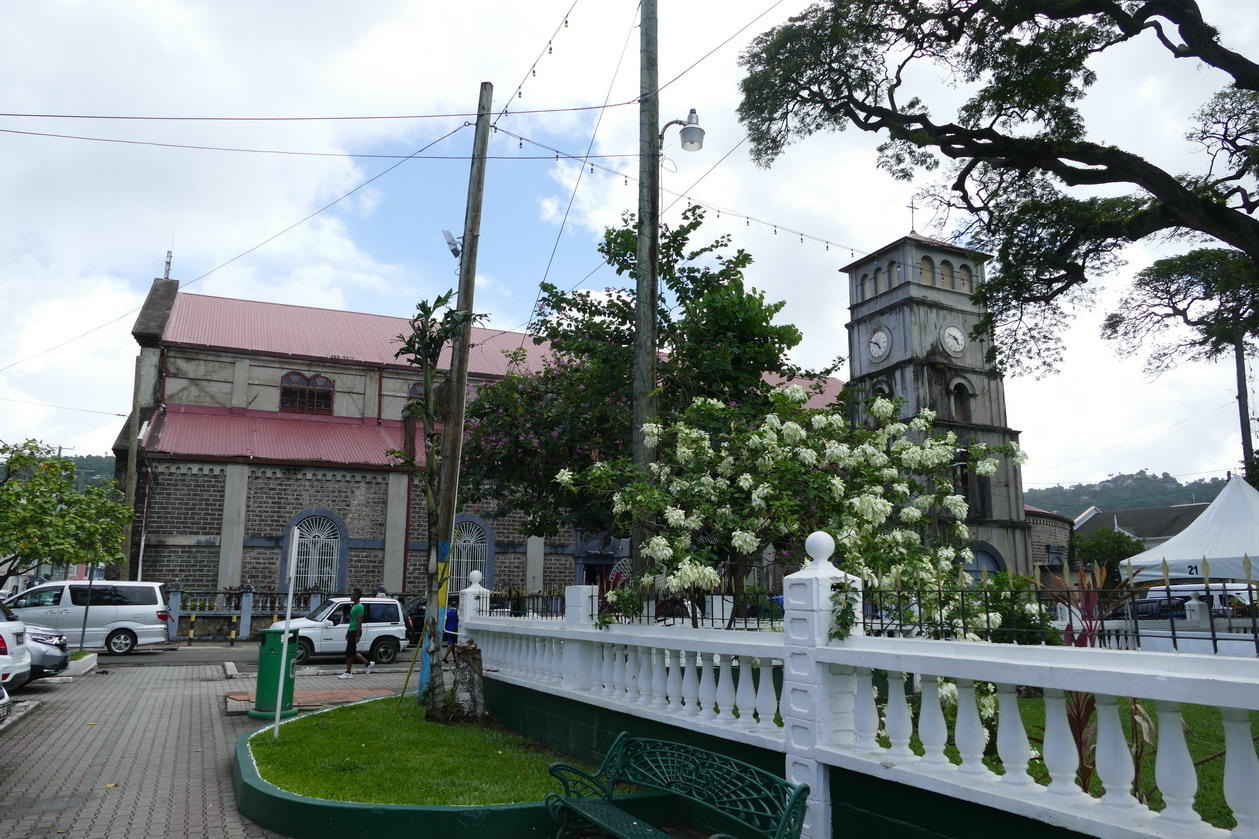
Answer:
[104,629,137,655]
[370,637,399,665]
[294,638,314,665]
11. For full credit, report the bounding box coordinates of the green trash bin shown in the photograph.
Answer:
[248,628,300,720]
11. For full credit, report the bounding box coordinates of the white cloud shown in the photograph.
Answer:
[0,0,1252,498]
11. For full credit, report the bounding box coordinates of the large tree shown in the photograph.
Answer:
[738,0,1259,373]
[392,291,484,716]
[0,440,133,588]
[461,206,826,537]
[1101,248,1259,470]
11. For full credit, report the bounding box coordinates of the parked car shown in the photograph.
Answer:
[0,679,11,724]
[22,624,70,684]
[270,597,411,665]
[404,595,426,643]
[4,581,168,655]
[0,603,32,690]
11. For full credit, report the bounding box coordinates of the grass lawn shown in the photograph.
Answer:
[1017,698,1255,831]
[249,697,582,806]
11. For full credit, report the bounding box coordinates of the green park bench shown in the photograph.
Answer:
[545,732,809,839]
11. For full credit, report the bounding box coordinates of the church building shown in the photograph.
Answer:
[113,278,575,598]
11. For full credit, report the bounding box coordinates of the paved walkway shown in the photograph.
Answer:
[0,659,416,839]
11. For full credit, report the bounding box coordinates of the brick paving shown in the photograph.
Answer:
[0,661,415,839]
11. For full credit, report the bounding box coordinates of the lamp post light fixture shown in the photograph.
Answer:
[663,109,705,151]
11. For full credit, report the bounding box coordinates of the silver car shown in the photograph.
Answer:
[22,624,69,684]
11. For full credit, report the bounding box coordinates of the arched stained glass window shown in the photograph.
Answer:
[280,371,335,415]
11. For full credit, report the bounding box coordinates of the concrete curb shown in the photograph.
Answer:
[0,699,42,732]
[66,653,98,676]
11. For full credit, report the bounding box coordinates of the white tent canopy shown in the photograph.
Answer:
[1126,474,1259,583]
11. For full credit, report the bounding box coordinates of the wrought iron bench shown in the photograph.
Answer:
[545,732,809,839]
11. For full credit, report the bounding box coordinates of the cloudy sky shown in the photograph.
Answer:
[1,1,1254,494]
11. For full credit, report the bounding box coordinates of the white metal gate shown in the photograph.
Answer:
[447,519,488,601]
[295,515,341,592]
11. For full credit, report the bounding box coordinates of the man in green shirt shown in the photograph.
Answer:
[339,588,374,679]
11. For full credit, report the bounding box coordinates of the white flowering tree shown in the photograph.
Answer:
[558,384,1025,629]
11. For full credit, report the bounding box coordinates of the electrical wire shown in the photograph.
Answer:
[519,0,640,341]
[0,126,639,160]
[0,396,127,418]
[0,123,471,374]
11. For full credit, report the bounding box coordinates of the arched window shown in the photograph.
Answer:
[888,261,900,287]
[447,515,495,598]
[920,256,936,285]
[860,273,872,300]
[951,382,972,422]
[964,544,1006,579]
[958,265,973,292]
[282,510,348,592]
[873,266,885,294]
[939,260,955,290]
[280,372,335,415]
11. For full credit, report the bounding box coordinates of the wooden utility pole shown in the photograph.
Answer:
[632,0,660,571]
[435,81,493,600]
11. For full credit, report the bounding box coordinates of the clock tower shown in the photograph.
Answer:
[842,233,1031,576]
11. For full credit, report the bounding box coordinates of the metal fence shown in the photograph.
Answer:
[581,589,785,630]
[862,584,1259,656]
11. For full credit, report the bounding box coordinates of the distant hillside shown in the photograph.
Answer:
[1024,470,1227,520]
[69,454,117,490]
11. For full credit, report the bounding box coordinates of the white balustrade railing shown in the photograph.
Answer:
[457,539,1259,839]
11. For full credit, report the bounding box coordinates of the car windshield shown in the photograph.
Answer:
[305,601,341,622]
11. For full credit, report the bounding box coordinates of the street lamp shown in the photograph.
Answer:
[663,109,705,151]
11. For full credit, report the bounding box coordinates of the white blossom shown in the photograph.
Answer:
[643,535,673,562]
[665,558,722,592]
[796,447,819,466]
[642,422,663,447]
[869,396,896,419]
[973,457,999,477]
[781,383,809,403]
[781,421,806,444]
[942,495,969,519]
[731,530,759,554]
[664,506,687,527]
[554,469,574,487]
[737,473,754,490]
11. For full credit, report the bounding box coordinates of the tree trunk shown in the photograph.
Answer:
[1235,330,1254,478]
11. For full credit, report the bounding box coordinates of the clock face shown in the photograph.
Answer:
[868,328,890,360]
[942,325,966,356]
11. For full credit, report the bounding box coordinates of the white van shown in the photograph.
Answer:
[4,581,169,654]
[1137,582,1256,616]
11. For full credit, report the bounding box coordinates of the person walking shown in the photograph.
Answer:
[339,588,375,679]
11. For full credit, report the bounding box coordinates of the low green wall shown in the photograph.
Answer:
[830,769,1093,839]
[233,726,555,838]
[484,677,786,775]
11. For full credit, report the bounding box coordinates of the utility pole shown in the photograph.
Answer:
[632,0,661,571]
[435,81,493,602]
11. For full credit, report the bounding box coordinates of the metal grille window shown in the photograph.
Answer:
[295,515,341,592]
[447,519,488,600]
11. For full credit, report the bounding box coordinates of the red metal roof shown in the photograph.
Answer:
[145,406,421,468]
[164,292,543,378]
